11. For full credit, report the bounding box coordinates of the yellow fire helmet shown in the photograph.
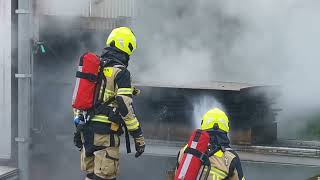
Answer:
[200,108,230,132]
[106,27,137,56]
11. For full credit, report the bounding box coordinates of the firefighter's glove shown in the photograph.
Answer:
[74,116,80,126]
[133,87,141,96]
[73,130,83,150]
[134,135,145,158]
[73,114,85,126]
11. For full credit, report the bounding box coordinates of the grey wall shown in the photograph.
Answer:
[0,0,12,160]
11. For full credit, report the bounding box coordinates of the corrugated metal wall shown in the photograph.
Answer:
[0,0,12,159]
[90,0,136,18]
[35,0,135,18]
[35,0,90,17]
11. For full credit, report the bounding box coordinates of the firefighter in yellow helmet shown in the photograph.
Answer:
[176,108,245,180]
[74,27,145,180]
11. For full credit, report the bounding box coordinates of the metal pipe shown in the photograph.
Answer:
[16,0,32,179]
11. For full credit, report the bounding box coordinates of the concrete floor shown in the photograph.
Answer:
[119,155,320,180]
[29,136,320,180]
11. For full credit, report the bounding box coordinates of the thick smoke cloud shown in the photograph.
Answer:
[9,1,320,179]
[132,0,320,139]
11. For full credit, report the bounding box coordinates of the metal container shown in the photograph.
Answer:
[0,0,12,159]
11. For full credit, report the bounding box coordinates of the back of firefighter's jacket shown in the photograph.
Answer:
[90,65,124,127]
[177,148,245,180]
[202,150,235,180]
[90,64,142,136]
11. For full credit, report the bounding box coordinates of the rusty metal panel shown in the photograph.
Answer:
[0,0,12,159]
[230,129,252,145]
[35,0,90,17]
[230,123,277,145]
[90,0,136,18]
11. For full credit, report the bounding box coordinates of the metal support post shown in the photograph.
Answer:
[16,0,33,179]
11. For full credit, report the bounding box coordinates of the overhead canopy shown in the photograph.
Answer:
[133,81,262,91]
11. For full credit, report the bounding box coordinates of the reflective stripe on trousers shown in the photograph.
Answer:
[125,117,140,130]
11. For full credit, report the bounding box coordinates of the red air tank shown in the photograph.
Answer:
[175,130,210,180]
[72,52,100,110]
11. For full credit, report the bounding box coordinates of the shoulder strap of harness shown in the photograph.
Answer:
[184,147,210,166]
[183,130,211,166]
[86,59,108,120]
[207,144,225,157]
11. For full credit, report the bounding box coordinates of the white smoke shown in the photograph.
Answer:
[192,96,225,129]
[132,0,320,139]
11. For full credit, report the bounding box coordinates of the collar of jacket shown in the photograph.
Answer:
[207,130,231,148]
[101,46,130,67]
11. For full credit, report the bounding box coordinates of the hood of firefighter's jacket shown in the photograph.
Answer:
[207,130,231,148]
[101,46,130,67]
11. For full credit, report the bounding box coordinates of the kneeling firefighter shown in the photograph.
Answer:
[72,27,145,180]
[175,108,245,180]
